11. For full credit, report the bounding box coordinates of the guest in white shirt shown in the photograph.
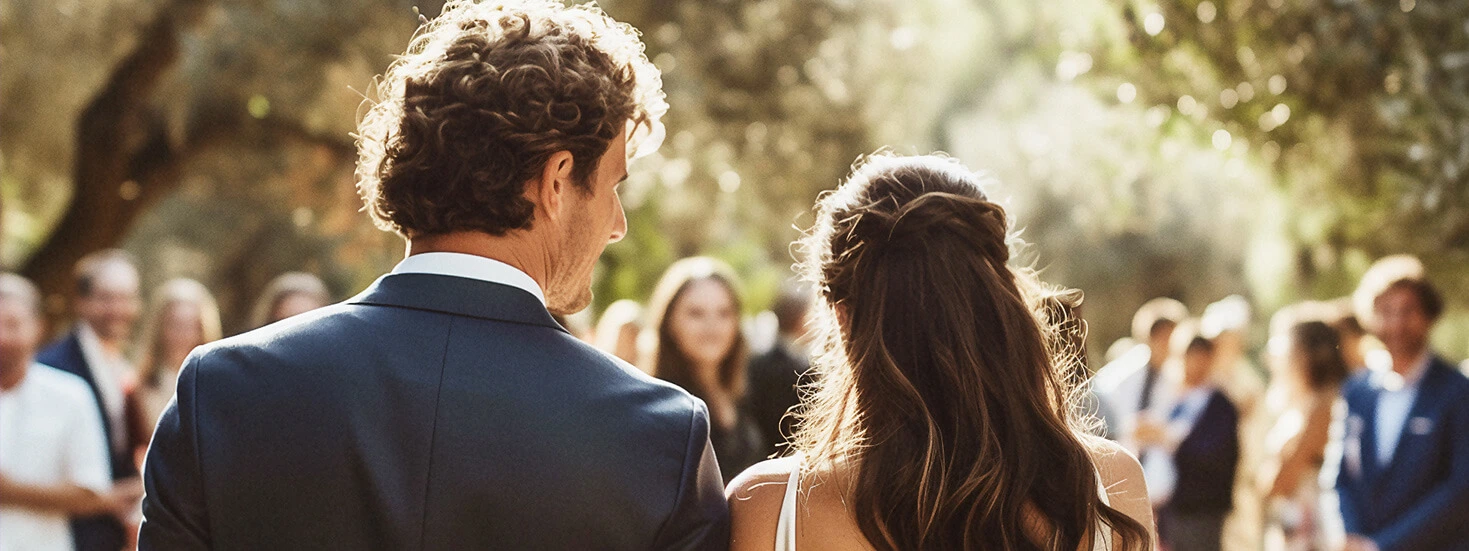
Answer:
[35,250,145,551]
[0,273,134,551]
[1093,297,1189,452]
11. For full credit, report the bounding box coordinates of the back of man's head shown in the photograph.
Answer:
[355,0,666,238]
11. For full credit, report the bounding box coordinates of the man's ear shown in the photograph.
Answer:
[534,151,576,222]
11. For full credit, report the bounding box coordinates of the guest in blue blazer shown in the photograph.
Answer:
[1136,322,1240,551]
[138,2,727,549]
[1335,255,1469,551]
[36,249,145,551]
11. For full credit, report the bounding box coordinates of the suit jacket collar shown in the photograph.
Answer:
[348,273,567,333]
[1365,355,1455,483]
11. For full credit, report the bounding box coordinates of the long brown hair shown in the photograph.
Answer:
[646,257,749,403]
[793,153,1150,551]
[137,278,222,387]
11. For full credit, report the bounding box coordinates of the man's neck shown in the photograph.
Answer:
[1390,347,1428,377]
[79,322,124,358]
[406,232,550,290]
[1147,346,1169,369]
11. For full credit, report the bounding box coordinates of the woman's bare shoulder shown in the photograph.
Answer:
[1081,435,1154,530]
[727,457,800,551]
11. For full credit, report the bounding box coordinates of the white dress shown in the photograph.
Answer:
[773,460,1114,551]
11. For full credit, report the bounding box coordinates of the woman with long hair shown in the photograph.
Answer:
[249,272,331,329]
[727,154,1154,551]
[132,278,222,443]
[1257,315,1348,551]
[647,256,764,482]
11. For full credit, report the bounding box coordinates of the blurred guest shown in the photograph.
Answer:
[36,250,143,551]
[1257,319,1348,551]
[1326,297,1369,374]
[249,272,330,328]
[1136,322,1240,551]
[1105,336,1140,365]
[132,279,222,442]
[1094,296,1189,451]
[745,282,813,457]
[1334,255,1469,551]
[1202,295,1264,412]
[647,257,763,482]
[0,273,138,551]
[1201,296,1264,551]
[594,299,644,366]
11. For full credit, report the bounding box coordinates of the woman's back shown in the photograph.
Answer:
[728,154,1156,550]
[728,439,1153,551]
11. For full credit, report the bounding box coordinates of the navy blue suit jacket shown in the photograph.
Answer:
[1166,388,1239,515]
[1336,356,1469,550]
[37,329,134,551]
[138,273,730,550]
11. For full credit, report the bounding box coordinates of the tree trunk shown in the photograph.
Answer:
[19,5,200,315]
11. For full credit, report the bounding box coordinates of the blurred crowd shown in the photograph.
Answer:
[2,247,1466,551]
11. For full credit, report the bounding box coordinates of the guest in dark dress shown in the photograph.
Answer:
[647,257,763,482]
[745,283,814,457]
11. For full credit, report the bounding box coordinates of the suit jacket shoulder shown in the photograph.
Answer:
[146,274,729,550]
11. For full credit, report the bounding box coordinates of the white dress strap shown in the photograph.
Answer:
[774,460,800,551]
[1094,467,1114,551]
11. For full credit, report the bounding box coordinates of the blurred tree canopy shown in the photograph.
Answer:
[2,0,1465,359]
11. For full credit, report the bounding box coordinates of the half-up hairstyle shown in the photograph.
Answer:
[793,153,1150,551]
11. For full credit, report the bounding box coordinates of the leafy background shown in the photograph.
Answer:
[3,0,1466,360]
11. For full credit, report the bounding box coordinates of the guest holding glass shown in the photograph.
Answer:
[131,278,222,443]
[648,257,763,482]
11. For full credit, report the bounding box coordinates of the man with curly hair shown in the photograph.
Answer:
[139,1,728,549]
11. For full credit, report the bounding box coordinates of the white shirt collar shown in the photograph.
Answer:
[1370,350,1432,392]
[75,322,129,451]
[391,252,546,306]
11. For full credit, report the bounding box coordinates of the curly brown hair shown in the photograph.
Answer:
[355,0,666,237]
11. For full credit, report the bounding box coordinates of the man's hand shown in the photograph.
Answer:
[1132,418,1168,447]
[107,477,145,518]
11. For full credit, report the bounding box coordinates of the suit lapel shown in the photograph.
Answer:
[1373,359,1446,484]
[1359,385,1383,484]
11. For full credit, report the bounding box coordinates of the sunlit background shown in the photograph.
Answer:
[3,0,1466,361]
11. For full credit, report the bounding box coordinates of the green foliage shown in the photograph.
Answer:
[2,0,1464,359]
